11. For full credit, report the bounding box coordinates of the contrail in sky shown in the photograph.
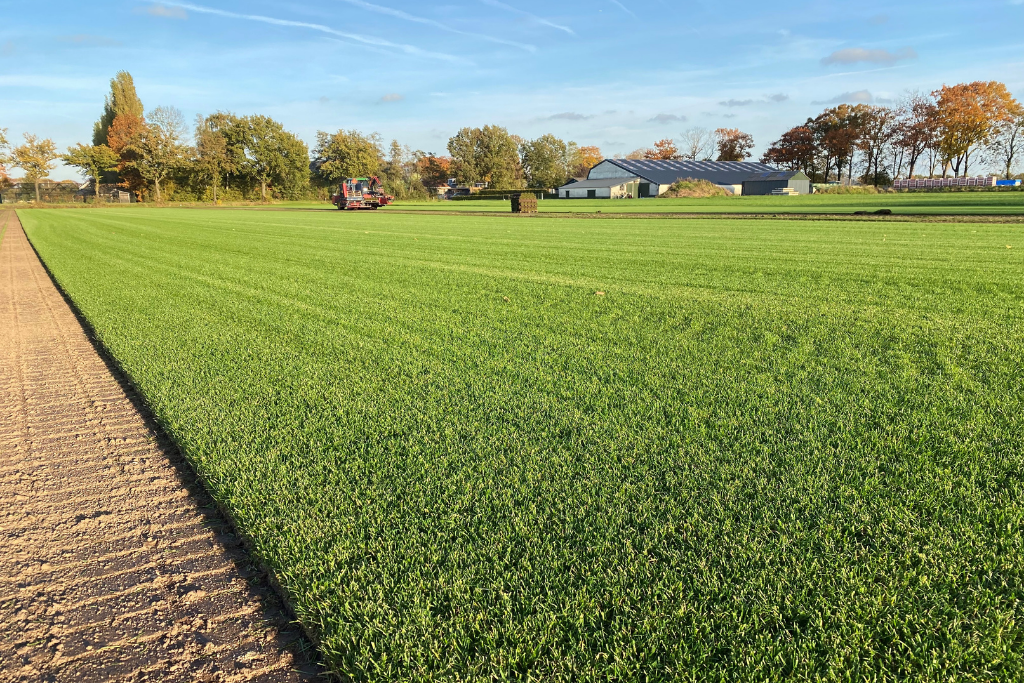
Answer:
[156,1,463,63]
[339,0,537,52]
[479,0,575,36]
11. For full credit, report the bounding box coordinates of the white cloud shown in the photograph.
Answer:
[812,90,876,105]
[649,113,686,124]
[720,94,788,107]
[380,93,404,103]
[822,47,917,66]
[147,4,188,19]
[547,112,591,120]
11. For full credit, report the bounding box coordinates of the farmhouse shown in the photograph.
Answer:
[558,159,812,197]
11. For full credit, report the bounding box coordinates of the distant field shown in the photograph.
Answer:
[279,191,1024,215]
[21,208,1024,681]
[406,192,1024,215]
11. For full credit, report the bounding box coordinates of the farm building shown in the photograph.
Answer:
[741,170,812,196]
[559,177,643,199]
[559,159,780,198]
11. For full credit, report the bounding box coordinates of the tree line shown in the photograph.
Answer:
[609,81,1024,186]
[761,82,1024,185]
[0,72,605,203]
[2,74,1021,203]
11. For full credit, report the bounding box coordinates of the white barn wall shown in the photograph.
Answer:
[565,187,611,198]
[563,181,634,199]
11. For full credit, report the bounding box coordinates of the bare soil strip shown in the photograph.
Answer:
[0,210,326,682]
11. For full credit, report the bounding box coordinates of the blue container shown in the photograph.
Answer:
[996,179,1021,186]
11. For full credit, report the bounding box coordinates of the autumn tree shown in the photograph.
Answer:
[643,138,680,160]
[416,155,452,187]
[895,93,938,179]
[61,144,119,202]
[715,128,754,161]
[809,105,868,182]
[447,125,523,187]
[106,112,148,197]
[11,134,59,202]
[93,71,145,146]
[571,145,602,177]
[520,134,576,188]
[312,129,383,185]
[680,127,715,161]
[857,106,900,185]
[933,81,1020,177]
[761,126,817,176]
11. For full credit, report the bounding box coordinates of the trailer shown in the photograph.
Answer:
[332,177,393,210]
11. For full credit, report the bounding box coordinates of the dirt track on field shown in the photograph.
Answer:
[0,211,325,682]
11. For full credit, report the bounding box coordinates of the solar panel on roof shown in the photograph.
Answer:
[599,158,778,186]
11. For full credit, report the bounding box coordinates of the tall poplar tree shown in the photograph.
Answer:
[0,128,10,184]
[93,71,145,146]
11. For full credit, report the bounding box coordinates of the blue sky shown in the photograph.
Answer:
[2,0,1023,180]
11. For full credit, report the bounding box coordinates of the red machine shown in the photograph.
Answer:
[331,177,393,210]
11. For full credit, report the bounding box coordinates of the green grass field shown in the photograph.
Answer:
[20,208,1024,681]
[278,190,1024,215]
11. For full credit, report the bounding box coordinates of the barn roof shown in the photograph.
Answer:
[742,170,810,183]
[591,159,777,185]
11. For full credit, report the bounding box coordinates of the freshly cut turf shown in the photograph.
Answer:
[21,208,1024,681]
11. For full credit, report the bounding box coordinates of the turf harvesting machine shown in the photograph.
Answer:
[332,177,393,210]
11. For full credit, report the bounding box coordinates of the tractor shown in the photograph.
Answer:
[331,177,393,210]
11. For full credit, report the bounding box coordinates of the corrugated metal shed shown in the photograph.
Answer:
[742,170,812,196]
[589,159,777,186]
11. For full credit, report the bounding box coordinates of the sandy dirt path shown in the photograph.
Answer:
[0,211,326,682]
